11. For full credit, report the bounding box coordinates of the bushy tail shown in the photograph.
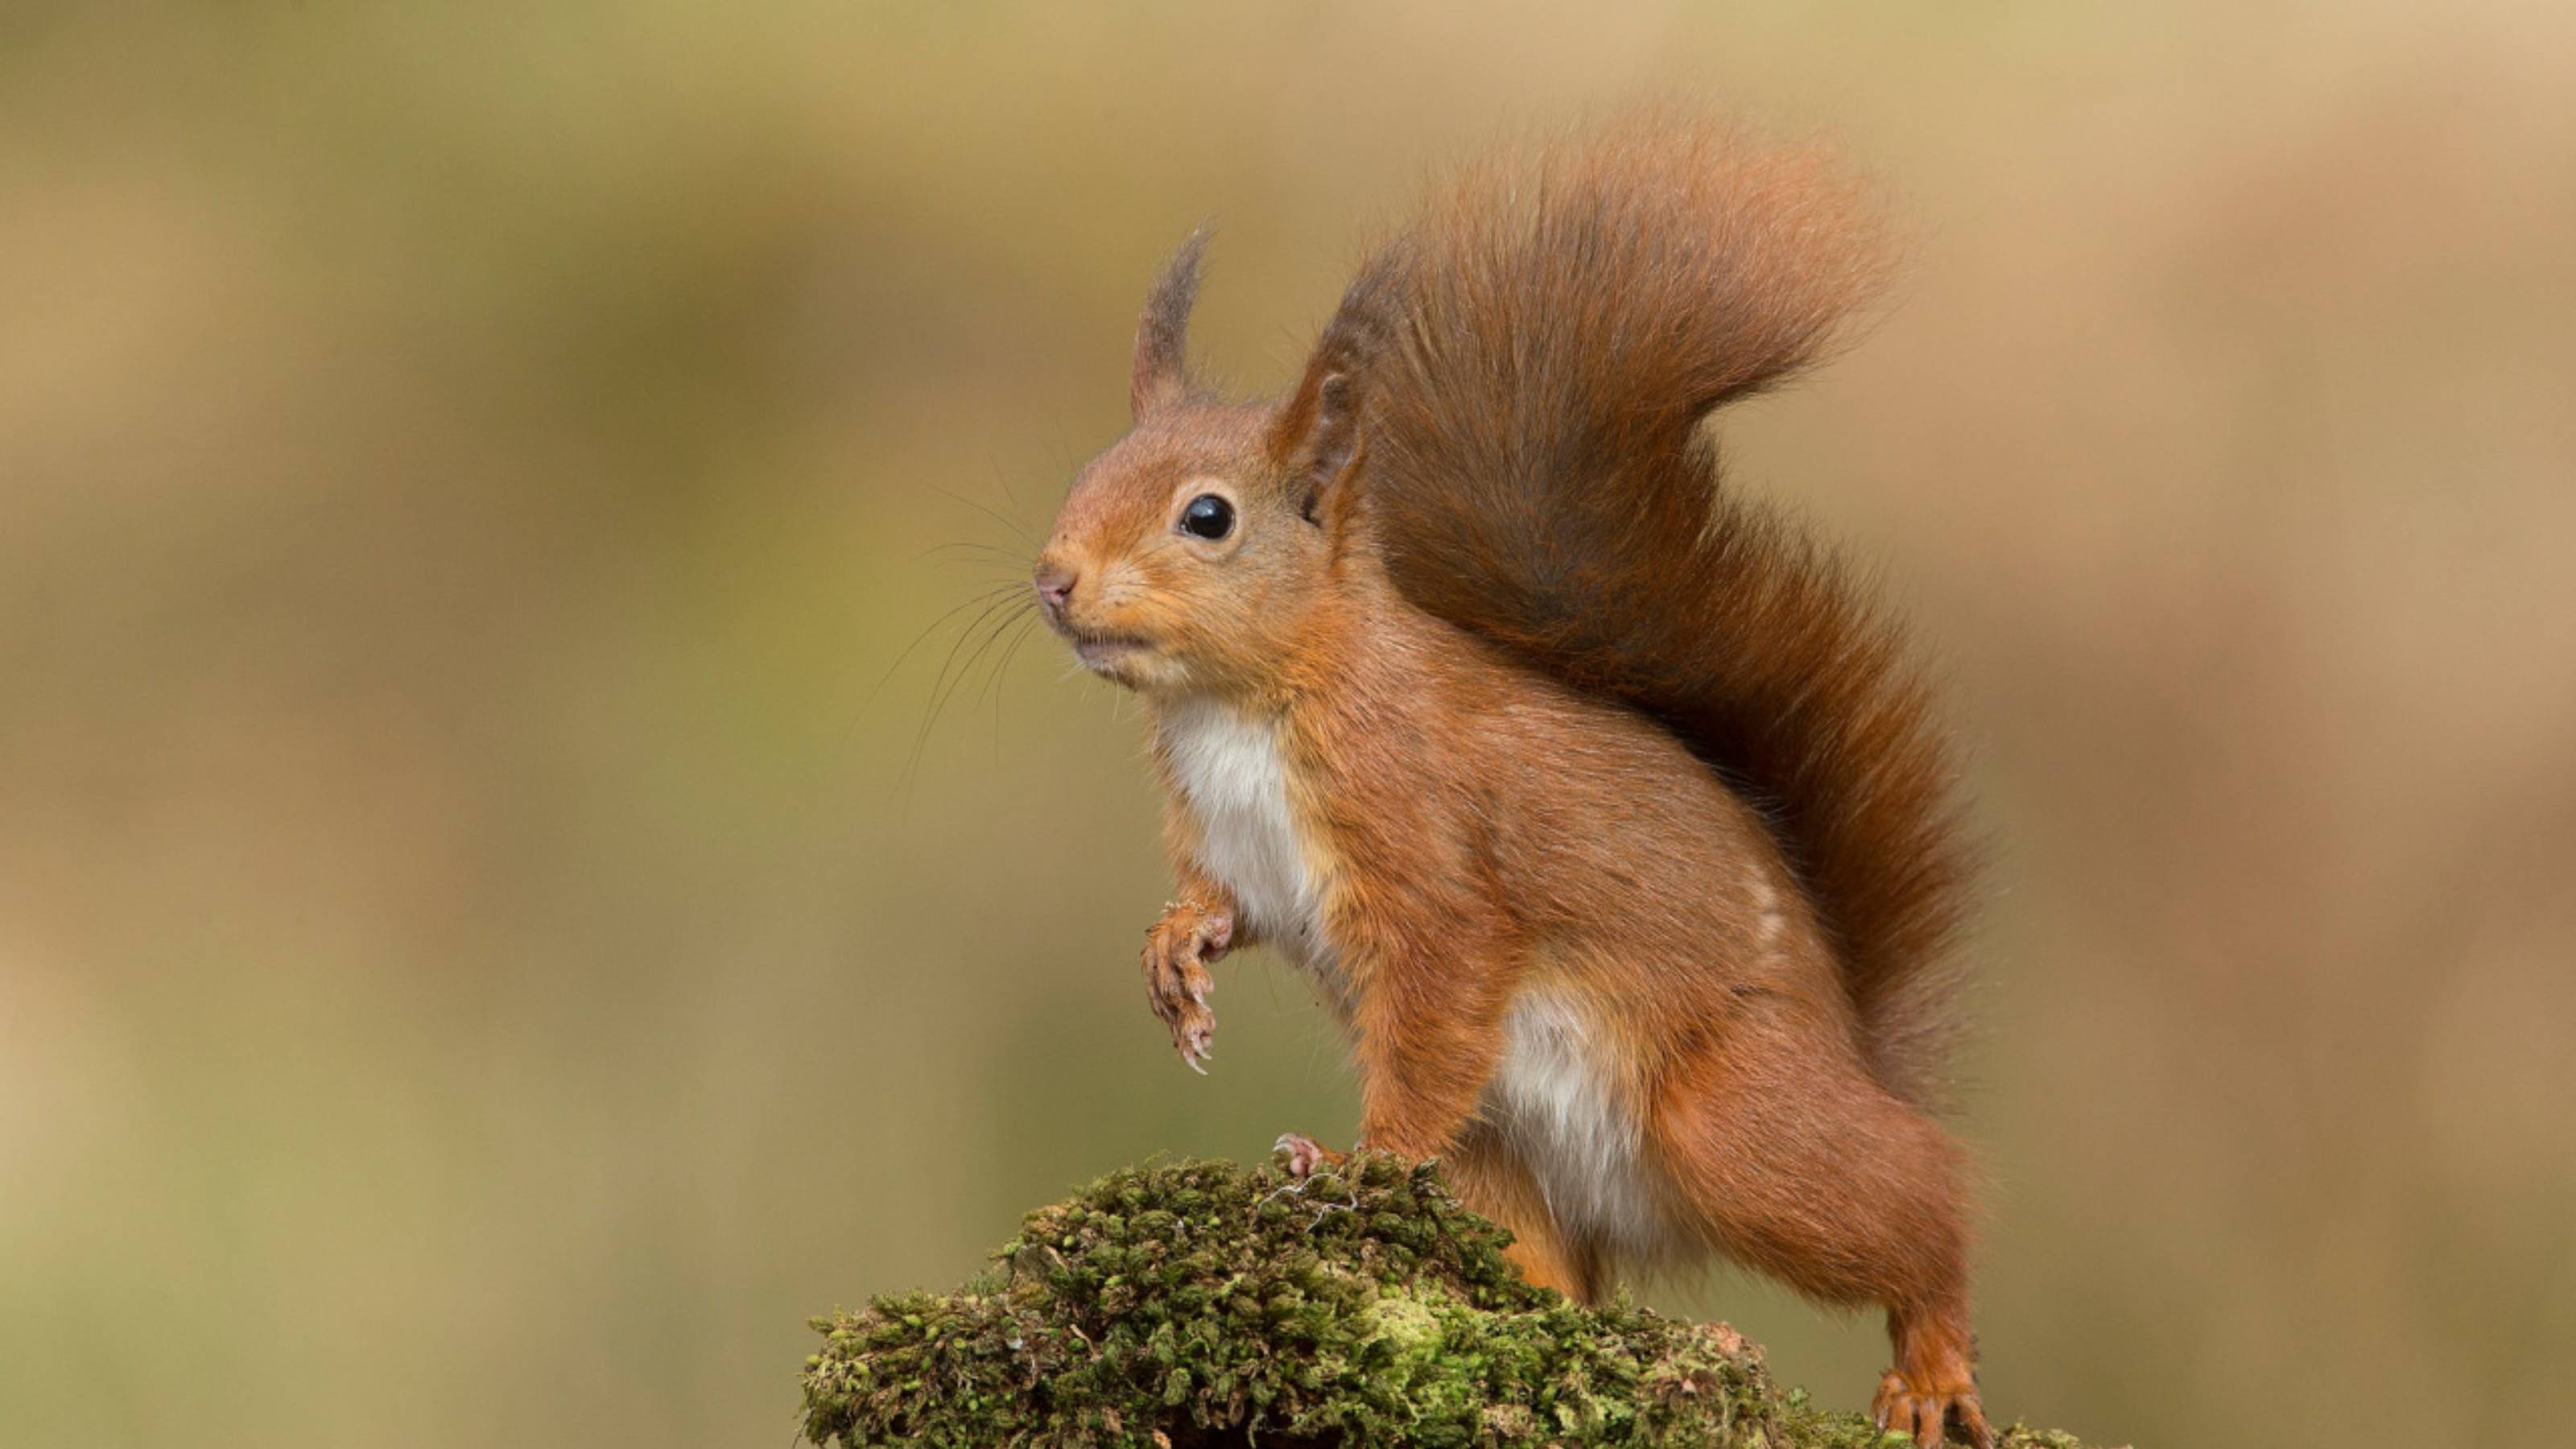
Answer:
[1351,119,1971,1105]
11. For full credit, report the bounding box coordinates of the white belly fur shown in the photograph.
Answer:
[1157,697,1340,1001]
[1487,985,1674,1261]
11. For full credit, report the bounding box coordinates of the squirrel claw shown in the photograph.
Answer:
[1143,900,1231,1072]
[1871,1371,1992,1449]
[1273,1132,1344,1180]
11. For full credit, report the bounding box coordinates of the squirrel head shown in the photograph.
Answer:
[1033,231,1392,700]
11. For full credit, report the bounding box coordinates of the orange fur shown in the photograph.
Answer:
[1034,119,1991,1447]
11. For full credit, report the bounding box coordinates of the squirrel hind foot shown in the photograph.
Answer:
[1872,1370,1993,1449]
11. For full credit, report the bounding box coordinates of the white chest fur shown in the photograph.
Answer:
[1156,697,1332,979]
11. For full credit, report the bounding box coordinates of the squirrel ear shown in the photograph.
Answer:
[1272,365,1364,528]
[1269,246,1406,526]
[1130,226,1211,419]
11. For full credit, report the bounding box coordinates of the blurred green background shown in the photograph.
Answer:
[5,3,2574,1446]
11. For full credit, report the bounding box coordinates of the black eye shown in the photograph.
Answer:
[1179,493,1235,541]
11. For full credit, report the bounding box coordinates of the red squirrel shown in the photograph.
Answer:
[1030,120,1990,1449]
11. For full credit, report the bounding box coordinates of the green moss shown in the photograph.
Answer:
[801,1155,2106,1449]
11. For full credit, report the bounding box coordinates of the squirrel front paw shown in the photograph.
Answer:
[1142,899,1232,1072]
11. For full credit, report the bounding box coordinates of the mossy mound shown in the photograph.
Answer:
[801,1155,2102,1449]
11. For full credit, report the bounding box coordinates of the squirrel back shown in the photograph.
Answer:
[1335,121,1971,1107]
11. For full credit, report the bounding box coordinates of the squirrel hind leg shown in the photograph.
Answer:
[1501,1226,1599,1305]
[1439,1127,1606,1305]
[1645,1026,1987,1443]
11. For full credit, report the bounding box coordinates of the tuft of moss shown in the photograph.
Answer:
[801,1155,2108,1449]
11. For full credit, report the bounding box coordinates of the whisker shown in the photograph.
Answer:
[991,460,1034,521]
[980,610,1045,762]
[846,581,1027,748]
[898,590,1033,805]
[935,602,1035,777]
[919,538,1030,559]
[976,607,1041,715]
[935,485,1042,551]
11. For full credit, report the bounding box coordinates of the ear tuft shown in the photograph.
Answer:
[1131,225,1212,419]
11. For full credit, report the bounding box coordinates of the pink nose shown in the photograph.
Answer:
[1033,563,1076,618]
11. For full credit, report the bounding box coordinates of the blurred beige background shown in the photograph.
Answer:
[5,3,2574,1446]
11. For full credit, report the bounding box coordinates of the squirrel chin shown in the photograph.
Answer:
[1072,636,1147,675]
[1057,627,1164,688]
